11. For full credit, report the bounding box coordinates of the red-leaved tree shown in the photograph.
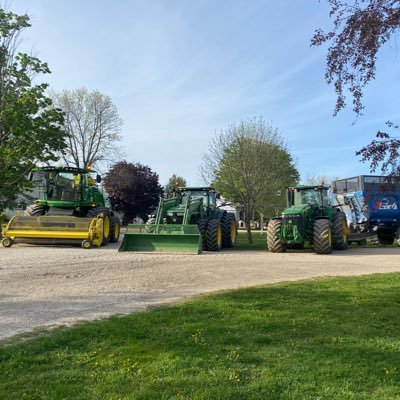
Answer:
[103,161,163,224]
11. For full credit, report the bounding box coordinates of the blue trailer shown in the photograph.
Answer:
[331,176,400,245]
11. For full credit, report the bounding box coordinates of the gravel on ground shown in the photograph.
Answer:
[1,241,399,339]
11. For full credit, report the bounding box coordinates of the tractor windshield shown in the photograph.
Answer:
[294,188,329,207]
[181,191,209,210]
[33,171,83,202]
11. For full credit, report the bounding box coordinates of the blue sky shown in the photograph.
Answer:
[11,0,400,185]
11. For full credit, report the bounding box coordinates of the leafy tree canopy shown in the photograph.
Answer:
[103,160,163,224]
[164,174,187,198]
[0,7,66,210]
[201,117,299,242]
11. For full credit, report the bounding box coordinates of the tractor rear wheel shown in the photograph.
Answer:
[206,219,222,251]
[221,213,237,248]
[267,219,286,253]
[26,204,47,216]
[109,216,121,243]
[87,207,111,246]
[314,219,332,254]
[197,218,209,250]
[333,211,348,250]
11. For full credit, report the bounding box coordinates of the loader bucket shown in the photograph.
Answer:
[1,216,103,248]
[119,224,202,254]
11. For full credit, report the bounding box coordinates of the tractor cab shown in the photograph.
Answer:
[291,186,329,208]
[30,166,103,207]
[180,187,217,216]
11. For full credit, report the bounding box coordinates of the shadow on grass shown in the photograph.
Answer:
[0,274,399,399]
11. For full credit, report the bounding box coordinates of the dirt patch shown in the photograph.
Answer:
[1,242,399,339]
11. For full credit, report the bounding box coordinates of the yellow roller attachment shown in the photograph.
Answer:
[2,215,104,248]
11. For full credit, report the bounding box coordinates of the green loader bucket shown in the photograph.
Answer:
[119,224,202,254]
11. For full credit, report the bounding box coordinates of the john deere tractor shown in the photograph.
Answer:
[119,187,237,254]
[1,166,120,248]
[267,185,349,254]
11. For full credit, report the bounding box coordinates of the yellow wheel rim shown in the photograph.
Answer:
[3,238,11,247]
[217,225,222,247]
[230,221,237,242]
[103,216,110,238]
[342,221,347,242]
[83,240,91,249]
[114,222,120,239]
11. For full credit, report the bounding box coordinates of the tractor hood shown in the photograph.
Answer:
[282,204,311,216]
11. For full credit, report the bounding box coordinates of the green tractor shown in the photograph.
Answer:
[267,185,349,254]
[1,166,120,248]
[119,187,237,254]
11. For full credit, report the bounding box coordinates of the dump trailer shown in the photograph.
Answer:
[267,185,349,254]
[119,187,237,254]
[331,175,400,245]
[1,166,120,248]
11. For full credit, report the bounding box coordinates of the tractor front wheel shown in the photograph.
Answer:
[109,216,121,243]
[197,218,209,250]
[206,219,222,251]
[221,213,237,248]
[87,207,111,246]
[267,219,286,253]
[314,219,333,254]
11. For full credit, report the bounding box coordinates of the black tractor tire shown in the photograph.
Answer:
[197,218,209,250]
[374,231,395,246]
[267,219,286,253]
[87,207,111,246]
[205,219,222,251]
[109,216,121,243]
[333,211,348,250]
[26,204,47,216]
[221,213,237,248]
[314,219,333,254]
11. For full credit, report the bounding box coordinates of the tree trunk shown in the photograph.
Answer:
[245,211,252,243]
[260,212,264,233]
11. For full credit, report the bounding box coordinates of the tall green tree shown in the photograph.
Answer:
[0,7,66,210]
[201,117,299,243]
[312,0,400,176]
[164,174,187,198]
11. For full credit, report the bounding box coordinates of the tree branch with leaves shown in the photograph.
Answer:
[312,0,400,176]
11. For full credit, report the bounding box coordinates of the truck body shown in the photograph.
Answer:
[331,175,400,245]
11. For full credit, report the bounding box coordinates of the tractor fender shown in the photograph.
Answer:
[215,210,226,222]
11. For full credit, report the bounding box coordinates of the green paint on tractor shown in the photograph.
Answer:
[267,185,349,254]
[119,187,237,254]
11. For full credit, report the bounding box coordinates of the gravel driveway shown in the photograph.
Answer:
[1,241,399,340]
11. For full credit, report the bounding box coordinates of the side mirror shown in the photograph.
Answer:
[96,175,102,183]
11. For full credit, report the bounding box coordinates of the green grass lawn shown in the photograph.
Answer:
[1,273,399,399]
[235,230,267,250]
